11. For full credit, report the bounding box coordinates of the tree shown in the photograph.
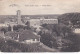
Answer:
[8,25,11,31]
[13,25,25,31]
[25,21,30,29]
[1,28,7,34]
[40,23,80,51]
[58,13,80,28]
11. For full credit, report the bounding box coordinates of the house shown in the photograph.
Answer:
[18,30,40,43]
[29,19,58,27]
[0,23,8,27]
[40,19,58,25]
[29,18,58,33]
[29,19,41,27]
[73,28,80,34]
[5,30,40,44]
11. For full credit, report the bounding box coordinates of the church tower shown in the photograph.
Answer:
[17,10,22,25]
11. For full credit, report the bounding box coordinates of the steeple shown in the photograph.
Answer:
[17,10,22,25]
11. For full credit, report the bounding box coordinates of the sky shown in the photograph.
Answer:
[0,0,80,15]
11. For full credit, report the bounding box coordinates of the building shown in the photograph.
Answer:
[17,10,22,25]
[0,23,8,27]
[5,30,40,43]
[4,10,25,31]
[5,10,24,25]
[29,19,41,27]
[40,19,58,25]
[29,18,58,32]
[0,10,58,32]
[23,17,30,24]
[73,28,80,34]
[29,19,58,26]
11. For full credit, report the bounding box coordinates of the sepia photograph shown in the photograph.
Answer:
[0,0,80,52]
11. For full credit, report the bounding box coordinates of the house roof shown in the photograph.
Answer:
[5,30,40,41]
[18,30,40,41]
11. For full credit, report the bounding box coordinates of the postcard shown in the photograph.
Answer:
[0,0,80,52]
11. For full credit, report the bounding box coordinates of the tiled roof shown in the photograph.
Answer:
[18,30,40,41]
[5,30,40,41]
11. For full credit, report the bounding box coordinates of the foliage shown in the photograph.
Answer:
[0,36,53,52]
[58,13,80,27]
[40,23,80,52]
[0,37,28,52]
[25,21,31,29]
[0,27,8,33]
